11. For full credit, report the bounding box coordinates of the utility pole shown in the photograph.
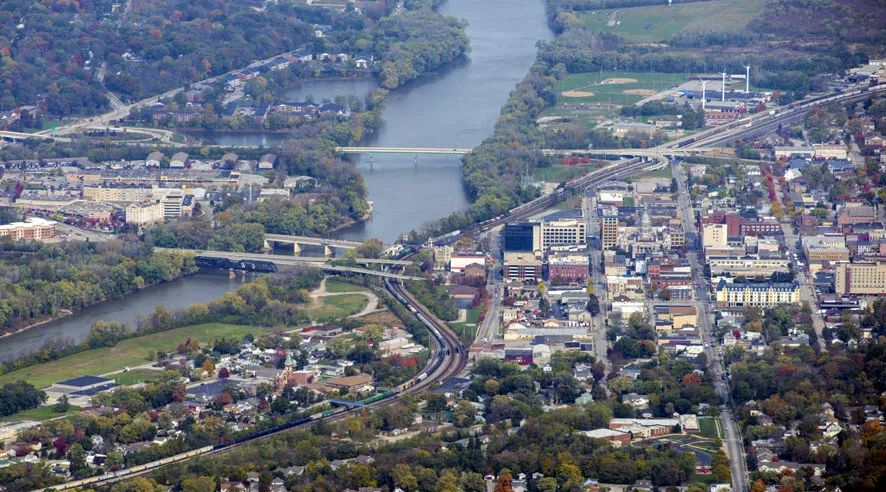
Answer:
[721,71,726,102]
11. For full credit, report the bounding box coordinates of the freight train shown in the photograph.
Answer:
[195,256,278,273]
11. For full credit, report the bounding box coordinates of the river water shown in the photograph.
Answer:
[198,0,552,242]
[2,1,551,360]
[0,272,248,363]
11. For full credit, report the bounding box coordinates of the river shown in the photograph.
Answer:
[0,272,248,363]
[198,0,552,242]
[2,1,551,360]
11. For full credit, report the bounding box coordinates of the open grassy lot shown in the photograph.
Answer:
[308,294,369,322]
[450,309,482,344]
[626,162,673,181]
[1,404,81,423]
[697,416,724,439]
[0,323,269,389]
[554,71,686,106]
[579,0,765,43]
[533,165,588,183]
[324,279,366,293]
[113,368,167,386]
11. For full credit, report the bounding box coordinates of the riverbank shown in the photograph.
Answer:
[0,269,209,349]
[0,310,73,342]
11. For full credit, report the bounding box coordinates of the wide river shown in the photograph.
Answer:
[1,0,551,361]
[200,0,552,242]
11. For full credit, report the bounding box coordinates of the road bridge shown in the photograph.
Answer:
[335,146,472,155]
[263,233,384,255]
[157,248,411,267]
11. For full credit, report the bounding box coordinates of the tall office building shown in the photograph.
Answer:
[835,262,886,295]
[541,218,587,249]
[600,207,619,250]
[503,222,541,252]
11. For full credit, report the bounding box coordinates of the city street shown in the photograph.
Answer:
[673,160,749,492]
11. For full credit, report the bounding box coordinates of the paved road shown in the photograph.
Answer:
[673,160,749,492]
[474,226,503,345]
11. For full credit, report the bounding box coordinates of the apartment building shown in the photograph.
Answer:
[0,217,56,241]
[82,186,153,203]
[715,280,800,307]
[125,202,165,225]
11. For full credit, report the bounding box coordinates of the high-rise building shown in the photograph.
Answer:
[835,262,886,295]
[162,190,184,219]
[600,207,619,250]
[503,222,541,252]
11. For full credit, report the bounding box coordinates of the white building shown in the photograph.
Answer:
[125,202,165,225]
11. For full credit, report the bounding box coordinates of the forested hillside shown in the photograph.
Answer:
[0,0,316,116]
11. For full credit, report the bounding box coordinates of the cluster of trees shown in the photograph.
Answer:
[406,278,458,322]
[131,396,702,491]
[608,312,657,360]
[371,12,469,90]
[99,1,317,103]
[726,336,886,489]
[0,240,197,337]
[0,380,46,417]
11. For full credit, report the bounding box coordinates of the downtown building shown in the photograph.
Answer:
[835,262,886,296]
[715,280,800,307]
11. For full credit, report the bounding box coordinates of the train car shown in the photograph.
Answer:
[416,372,429,381]
[236,259,278,273]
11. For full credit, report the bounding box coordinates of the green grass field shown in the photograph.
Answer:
[113,368,168,386]
[324,279,366,293]
[450,309,482,344]
[308,294,369,322]
[555,71,686,106]
[0,323,269,389]
[697,416,724,439]
[627,162,673,181]
[533,165,588,182]
[1,404,81,423]
[579,0,765,43]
